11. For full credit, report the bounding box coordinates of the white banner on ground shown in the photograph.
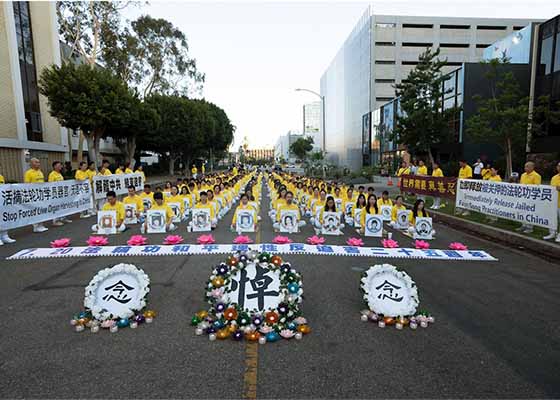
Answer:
[456,179,558,230]
[0,180,92,230]
[7,243,497,262]
[92,173,144,200]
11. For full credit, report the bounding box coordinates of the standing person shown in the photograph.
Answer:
[115,162,125,175]
[456,160,473,216]
[99,160,112,176]
[124,162,133,174]
[518,161,542,234]
[396,161,410,194]
[87,161,97,181]
[481,163,492,180]
[48,161,72,225]
[135,164,146,182]
[24,158,48,233]
[191,164,198,179]
[201,163,206,176]
[75,162,91,219]
[416,160,428,201]
[473,158,484,179]
[543,161,560,242]
[485,167,502,223]
[430,162,444,209]
[0,168,16,244]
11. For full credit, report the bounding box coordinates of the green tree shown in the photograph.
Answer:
[290,137,314,160]
[39,62,134,167]
[393,47,457,165]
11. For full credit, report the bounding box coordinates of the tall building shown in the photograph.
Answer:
[274,131,303,162]
[302,102,321,151]
[0,1,67,181]
[320,7,539,171]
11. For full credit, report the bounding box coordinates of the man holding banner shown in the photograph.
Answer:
[543,162,560,242]
[24,158,48,233]
[518,162,542,234]
[49,161,72,226]
[0,168,16,245]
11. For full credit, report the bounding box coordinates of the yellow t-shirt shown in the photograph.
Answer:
[100,169,112,176]
[194,202,215,220]
[75,169,89,181]
[48,171,64,182]
[458,165,473,179]
[166,195,184,214]
[276,203,300,222]
[123,195,144,213]
[550,173,560,208]
[86,170,97,182]
[488,175,502,182]
[102,201,125,222]
[360,206,379,227]
[397,167,410,176]
[0,174,5,184]
[191,167,198,174]
[481,168,491,180]
[417,166,428,176]
[391,204,407,222]
[409,209,429,225]
[432,168,443,177]
[150,203,174,221]
[520,171,541,185]
[232,203,256,226]
[24,168,44,183]
[377,198,393,208]
[125,168,133,174]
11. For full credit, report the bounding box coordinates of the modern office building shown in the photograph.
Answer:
[302,102,321,151]
[320,6,539,171]
[0,1,68,182]
[274,131,304,162]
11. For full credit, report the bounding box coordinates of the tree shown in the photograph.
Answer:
[393,47,457,165]
[39,63,134,166]
[202,101,235,171]
[290,137,314,160]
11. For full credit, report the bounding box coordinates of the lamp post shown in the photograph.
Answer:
[295,88,325,153]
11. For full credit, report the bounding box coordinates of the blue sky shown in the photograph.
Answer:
[128,0,559,150]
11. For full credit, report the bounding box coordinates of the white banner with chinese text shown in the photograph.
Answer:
[92,173,144,200]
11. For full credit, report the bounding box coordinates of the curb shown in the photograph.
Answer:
[416,205,560,262]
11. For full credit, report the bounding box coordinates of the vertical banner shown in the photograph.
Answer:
[456,179,558,230]
[399,174,457,198]
[93,173,144,200]
[0,180,92,230]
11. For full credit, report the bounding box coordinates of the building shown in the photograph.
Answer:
[0,1,68,182]
[274,131,303,162]
[320,7,539,171]
[244,148,275,162]
[302,101,321,151]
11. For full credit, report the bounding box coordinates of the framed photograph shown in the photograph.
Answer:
[97,210,117,235]
[280,209,299,233]
[236,208,256,233]
[344,202,354,219]
[321,211,341,235]
[124,203,138,225]
[146,209,167,233]
[396,209,410,230]
[167,202,182,223]
[414,217,433,240]
[354,208,363,228]
[334,198,343,212]
[364,214,383,237]
[182,197,191,218]
[192,208,212,232]
[142,197,153,211]
[380,205,392,221]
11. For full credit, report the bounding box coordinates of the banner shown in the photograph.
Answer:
[400,174,457,198]
[93,173,144,200]
[456,179,558,230]
[7,243,497,261]
[0,180,91,230]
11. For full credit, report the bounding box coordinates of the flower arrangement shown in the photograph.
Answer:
[86,236,108,246]
[163,235,184,245]
[272,235,292,244]
[306,235,325,245]
[233,235,253,244]
[72,263,155,334]
[449,242,468,250]
[414,240,430,249]
[50,238,71,248]
[197,234,216,245]
[346,237,364,247]
[193,251,310,343]
[381,239,399,248]
[127,235,147,246]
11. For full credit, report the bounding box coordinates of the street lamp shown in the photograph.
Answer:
[295,88,326,153]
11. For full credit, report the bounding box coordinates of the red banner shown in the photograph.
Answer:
[399,174,457,198]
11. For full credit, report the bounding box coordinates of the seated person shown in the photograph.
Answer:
[141,192,177,233]
[407,199,436,237]
[313,196,345,235]
[273,191,306,232]
[91,191,126,233]
[231,193,258,232]
[389,195,408,229]
[360,194,379,235]
[189,191,218,230]
[123,185,144,223]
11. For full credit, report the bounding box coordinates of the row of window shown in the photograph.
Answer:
[376,42,493,48]
[375,22,525,30]
[375,60,464,66]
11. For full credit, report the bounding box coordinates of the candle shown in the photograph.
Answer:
[145,317,153,324]
[130,321,138,329]
[378,321,386,328]
[195,327,204,336]
[75,324,85,333]
[360,314,369,322]
[410,322,418,330]
[110,325,119,333]
[420,321,428,328]
[396,322,403,330]
[295,332,303,340]
[209,333,217,341]
[90,325,100,333]
[258,336,267,345]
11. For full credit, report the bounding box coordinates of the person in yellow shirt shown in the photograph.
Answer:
[231,193,257,232]
[397,161,410,194]
[140,184,155,211]
[165,185,185,222]
[23,158,48,232]
[407,199,435,237]
[457,160,473,216]
[417,160,428,176]
[481,163,492,180]
[543,162,560,242]
[190,191,217,230]
[191,164,198,179]
[91,191,126,233]
[273,191,306,232]
[430,162,444,209]
[124,162,133,174]
[135,164,146,182]
[359,194,379,234]
[351,193,367,228]
[86,161,97,182]
[0,173,4,184]
[123,185,144,222]
[75,161,89,181]
[232,165,238,176]
[142,191,176,233]
[518,161,542,233]
[115,162,125,175]
[0,169,16,244]
[48,161,72,226]
[487,167,502,182]
[201,163,206,175]
[99,160,112,176]
[313,196,344,235]
[389,195,408,229]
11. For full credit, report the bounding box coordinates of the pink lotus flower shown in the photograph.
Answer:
[449,242,468,250]
[50,238,71,248]
[346,237,364,247]
[163,235,183,245]
[127,235,147,246]
[382,239,399,248]
[414,240,430,249]
[273,235,292,244]
[306,235,325,245]
[294,316,307,325]
[259,325,274,334]
[100,320,115,328]
[86,236,108,246]
[210,288,224,299]
[233,235,253,244]
[280,329,295,339]
[197,234,215,244]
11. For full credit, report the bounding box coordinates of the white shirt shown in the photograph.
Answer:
[473,162,483,174]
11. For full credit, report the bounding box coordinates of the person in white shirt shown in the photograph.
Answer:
[473,158,483,179]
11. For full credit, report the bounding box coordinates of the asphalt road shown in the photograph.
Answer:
[0,185,559,399]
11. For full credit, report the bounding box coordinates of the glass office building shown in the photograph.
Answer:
[482,24,535,64]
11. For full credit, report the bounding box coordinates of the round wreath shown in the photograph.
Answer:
[193,251,311,342]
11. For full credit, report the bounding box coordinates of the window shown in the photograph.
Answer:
[540,35,554,75]
[476,44,491,48]
[376,97,394,102]
[402,42,433,47]
[375,79,395,83]
[440,43,470,48]
[13,1,42,142]
[375,23,396,28]
[513,26,526,31]
[440,24,470,30]
[402,61,419,65]
[375,60,395,65]
[554,32,560,73]
[402,23,433,29]
[375,42,396,46]
[477,25,507,30]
